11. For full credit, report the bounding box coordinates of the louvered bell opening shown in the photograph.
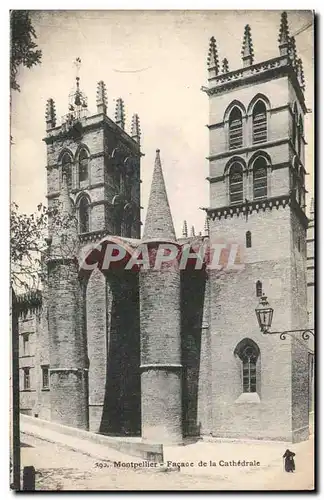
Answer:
[229,119,243,149]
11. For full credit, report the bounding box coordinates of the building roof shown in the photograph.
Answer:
[142,149,176,241]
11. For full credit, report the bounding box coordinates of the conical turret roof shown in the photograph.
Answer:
[143,149,176,240]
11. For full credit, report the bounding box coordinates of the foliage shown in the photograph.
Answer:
[10,10,42,91]
[10,202,79,294]
[10,202,48,291]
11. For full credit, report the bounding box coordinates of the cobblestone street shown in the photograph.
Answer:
[20,433,314,491]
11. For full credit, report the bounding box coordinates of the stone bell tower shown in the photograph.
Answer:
[44,64,142,244]
[202,12,310,442]
[44,62,143,429]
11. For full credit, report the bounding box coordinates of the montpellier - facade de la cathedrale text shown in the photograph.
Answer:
[19,11,314,445]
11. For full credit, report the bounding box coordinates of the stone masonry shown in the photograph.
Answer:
[19,12,313,445]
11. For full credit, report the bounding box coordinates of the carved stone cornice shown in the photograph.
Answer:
[204,194,308,228]
[203,55,307,113]
[207,138,289,162]
[78,228,112,244]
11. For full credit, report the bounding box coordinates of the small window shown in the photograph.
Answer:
[253,158,268,200]
[79,197,90,233]
[235,339,260,394]
[246,231,252,248]
[42,366,49,389]
[252,101,267,144]
[297,237,301,252]
[79,149,89,183]
[23,368,30,390]
[61,153,73,190]
[229,107,243,150]
[241,346,257,393]
[298,117,303,158]
[256,280,262,297]
[22,333,29,356]
[229,163,243,204]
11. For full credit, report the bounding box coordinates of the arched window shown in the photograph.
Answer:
[79,197,90,233]
[292,103,298,150]
[62,152,73,190]
[253,157,267,199]
[256,280,262,297]
[246,231,252,248]
[229,163,243,204]
[298,116,303,158]
[79,149,89,183]
[252,100,267,144]
[298,168,305,208]
[235,339,260,393]
[229,107,243,150]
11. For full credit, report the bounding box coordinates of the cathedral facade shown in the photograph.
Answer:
[19,12,313,444]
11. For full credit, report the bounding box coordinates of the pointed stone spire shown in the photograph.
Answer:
[296,58,305,91]
[278,11,290,56]
[222,58,229,74]
[143,149,176,240]
[45,98,56,131]
[96,81,107,114]
[207,36,220,78]
[115,98,125,130]
[204,216,210,237]
[131,113,141,145]
[241,25,254,67]
[182,220,188,238]
[190,225,195,237]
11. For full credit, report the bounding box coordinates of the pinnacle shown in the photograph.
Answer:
[278,11,290,56]
[143,150,176,240]
[182,220,188,238]
[222,58,229,74]
[207,36,220,75]
[115,98,125,130]
[241,24,254,65]
[204,216,210,236]
[45,98,56,129]
[131,114,141,144]
[278,11,290,45]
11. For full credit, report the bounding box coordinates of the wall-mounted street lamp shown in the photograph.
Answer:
[255,294,314,341]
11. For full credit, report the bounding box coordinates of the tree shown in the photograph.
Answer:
[10,10,42,91]
[11,201,79,298]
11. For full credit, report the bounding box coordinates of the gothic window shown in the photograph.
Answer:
[256,280,262,297]
[23,367,30,390]
[252,100,267,144]
[22,333,30,356]
[235,339,260,394]
[79,196,90,233]
[298,116,304,158]
[229,107,243,150]
[253,157,267,200]
[42,366,49,389]
[79,149,89,183]
[62,152,73,190]
[297,167,305,208]
[229,163,243,204]
[292,103,298,151]
[246,231,252,248]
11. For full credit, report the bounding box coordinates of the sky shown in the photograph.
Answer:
[10,10,314,237]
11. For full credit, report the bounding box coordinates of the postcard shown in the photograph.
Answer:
[10,9,315,491]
